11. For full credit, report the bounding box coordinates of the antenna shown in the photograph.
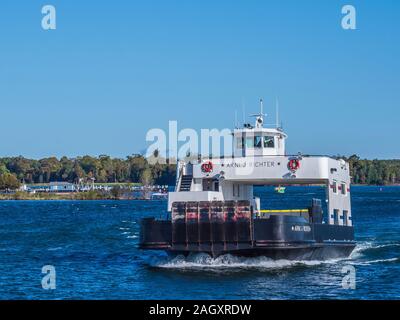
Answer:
[242,98,246,125]
[275,97,279,128]
[234,110,238,128]
[250,98,267,128]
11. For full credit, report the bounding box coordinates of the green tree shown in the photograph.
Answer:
[127,155,147,182]
[0,164,9,175]
[0,173,20,190]
[140,168,154,186]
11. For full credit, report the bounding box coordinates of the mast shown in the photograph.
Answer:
[275,98,279,128]
[252,98,266,128]
[234,110,238,129]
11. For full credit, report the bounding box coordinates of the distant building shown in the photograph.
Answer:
[49,182,76,192]
[26,182,76,193]
[27,184,50,193]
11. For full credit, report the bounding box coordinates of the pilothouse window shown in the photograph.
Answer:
[254,136,262,148]
[264,136,275,148]
[236,137,244,148]
[245,137,253,148]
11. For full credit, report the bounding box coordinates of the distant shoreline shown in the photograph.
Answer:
[1,155,399,192]
[0,189,167,201]
[0,193,145,201]
[1,184,399,201]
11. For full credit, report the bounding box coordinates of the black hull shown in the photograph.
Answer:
[167,243,356,260]
[139,218,356,260]
[140,200,356,261]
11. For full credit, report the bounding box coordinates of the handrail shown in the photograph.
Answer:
[259,209,309,213]
[175,163,184,191]
[194,154,344,161]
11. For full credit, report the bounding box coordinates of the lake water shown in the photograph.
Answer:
[0,186,399,300]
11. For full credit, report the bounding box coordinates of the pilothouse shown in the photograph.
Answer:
[140,99,355,260]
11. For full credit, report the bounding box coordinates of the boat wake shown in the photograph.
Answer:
[150,253,341,272]
[148,241,400,272]
[349,241,375,259]
[350,241,400,257]
[350,258,399,266]
[347,241,400,266]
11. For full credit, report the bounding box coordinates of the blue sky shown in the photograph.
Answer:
[0,0,399,159]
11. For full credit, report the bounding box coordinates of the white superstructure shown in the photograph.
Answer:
[169,100,352,227]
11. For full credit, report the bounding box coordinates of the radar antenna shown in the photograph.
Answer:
[251,98,267,128]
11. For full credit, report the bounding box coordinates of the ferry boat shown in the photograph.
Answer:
[139,100,356,260]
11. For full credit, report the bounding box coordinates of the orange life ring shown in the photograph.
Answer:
[201,161,213,173]
[288,159,300,171]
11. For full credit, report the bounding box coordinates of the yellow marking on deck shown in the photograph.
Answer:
[259,209,309,213]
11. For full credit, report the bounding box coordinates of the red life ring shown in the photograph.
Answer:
[201,161,213,173]
[288,159,300,171]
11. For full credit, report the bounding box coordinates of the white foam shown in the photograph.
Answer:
[350,258,398,266]
[153,254,340,271]
[47,247,63,251]
[350,241,400,259]
[373,243,400,249]
[148,240,398,271]
[349,241,374,259]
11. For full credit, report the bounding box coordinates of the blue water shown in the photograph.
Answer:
[0,186,399,300]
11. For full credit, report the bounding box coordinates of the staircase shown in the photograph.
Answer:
[179,175,193,191]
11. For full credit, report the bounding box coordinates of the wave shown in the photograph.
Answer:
[373,243,400,249]
[47,247,63,251]
[149,241,399,271]
[349,242,375,259]
[350,241,400,259]
[152,253,341,271]
[350,258,398,266]
[122,220,136,224]
[347,241,400,267]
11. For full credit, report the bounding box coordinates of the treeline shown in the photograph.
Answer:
[0,154,399,190]
[345,155,400,185]
[0,155,176,189]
